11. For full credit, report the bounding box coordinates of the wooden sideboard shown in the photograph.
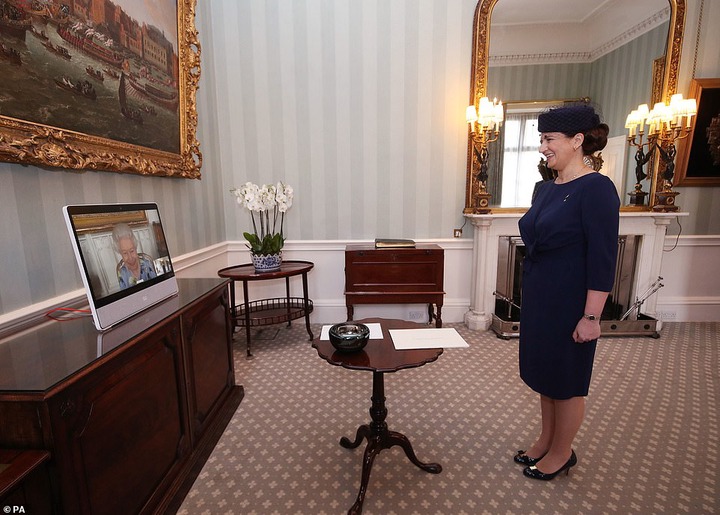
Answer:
[0,278,243,514]
[0,449,52,513]
[344,244,445,327]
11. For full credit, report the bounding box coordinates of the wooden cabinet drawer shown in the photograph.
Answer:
[344,244,445,326]
[345,245,444,293]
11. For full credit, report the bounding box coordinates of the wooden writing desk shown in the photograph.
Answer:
[344,244,445,327]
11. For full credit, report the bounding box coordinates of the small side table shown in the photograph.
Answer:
[218,260,314,358]
[312,318,443,514]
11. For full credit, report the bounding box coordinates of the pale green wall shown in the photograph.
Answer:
[0,0,718,316]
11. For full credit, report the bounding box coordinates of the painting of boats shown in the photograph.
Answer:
[54,76,97,100]
[103,67,119,80]
[41,39,71,59]
[1,0,179,141]
[0,41,20,65]
[86,65,103,81]
[29,26,48,40]
[118,72,143,125]
[28,2,51,24]
[123,73,178,111]
[0,0,198,178]
[56,24,123,68]
[0,1,30,40]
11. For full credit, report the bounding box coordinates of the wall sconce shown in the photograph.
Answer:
[625,94,697,211]
[466,97,504,213]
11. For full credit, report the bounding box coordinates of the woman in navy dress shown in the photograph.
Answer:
[514,104,619,480]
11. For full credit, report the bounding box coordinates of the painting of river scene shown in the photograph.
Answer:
[0,0,181,155]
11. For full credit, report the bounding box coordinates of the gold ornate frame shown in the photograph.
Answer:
[674,78,720,186]
[72,210,149,233]
[465,0,686,213]
[0,0,201,179]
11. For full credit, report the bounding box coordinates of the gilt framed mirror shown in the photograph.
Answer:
[464,0,686,213]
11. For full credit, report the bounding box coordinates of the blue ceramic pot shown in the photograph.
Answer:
[252,252,282,272]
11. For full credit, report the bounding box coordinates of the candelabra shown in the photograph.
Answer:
[466,97,504,213]
[625,94,697,211]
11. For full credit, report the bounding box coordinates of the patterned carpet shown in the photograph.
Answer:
[177,321,719,515]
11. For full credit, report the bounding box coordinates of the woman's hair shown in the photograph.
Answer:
[111,223,137,253]
[579,123,609,155]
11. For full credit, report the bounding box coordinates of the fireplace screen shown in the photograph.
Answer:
[493,235,646,337]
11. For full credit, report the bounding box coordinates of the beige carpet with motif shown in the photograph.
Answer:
[178,321,718,515]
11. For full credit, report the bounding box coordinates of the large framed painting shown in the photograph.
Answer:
[675,78,720,187]
[0,0,201,178]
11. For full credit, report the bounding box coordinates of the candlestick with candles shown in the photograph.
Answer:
[625,94,697,210]
[466,96,504,213]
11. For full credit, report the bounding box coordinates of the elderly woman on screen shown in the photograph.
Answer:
[111,223,156,289]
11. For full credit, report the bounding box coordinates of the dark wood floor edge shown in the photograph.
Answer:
[158,385,245,514]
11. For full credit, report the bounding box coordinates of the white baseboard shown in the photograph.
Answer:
[656,235,720,322]
[656,296,720,322]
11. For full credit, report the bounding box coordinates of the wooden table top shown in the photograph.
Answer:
[218,260,314,281]
[312,318,443,373]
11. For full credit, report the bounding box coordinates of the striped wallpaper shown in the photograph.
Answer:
[207,0,477,243]
[0,0,718,318]
[0,0,478,316]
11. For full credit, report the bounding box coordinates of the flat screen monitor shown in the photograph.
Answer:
[63,202,178,331]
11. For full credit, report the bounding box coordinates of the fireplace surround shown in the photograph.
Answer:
[464,212,685,334]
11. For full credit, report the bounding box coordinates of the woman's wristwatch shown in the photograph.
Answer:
[582,313,599,321]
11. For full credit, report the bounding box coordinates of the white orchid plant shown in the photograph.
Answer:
[230,182,294,255]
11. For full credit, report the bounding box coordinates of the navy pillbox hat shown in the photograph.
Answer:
[537,104,600,134]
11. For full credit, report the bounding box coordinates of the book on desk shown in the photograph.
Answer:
[374,238,416,248]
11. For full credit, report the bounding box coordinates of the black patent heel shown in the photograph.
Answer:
[523,450,577,481]
[513,449,545,466]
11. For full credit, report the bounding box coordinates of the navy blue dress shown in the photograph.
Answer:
[518,173,619,399]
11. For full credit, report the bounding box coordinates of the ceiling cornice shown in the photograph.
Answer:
[490,7,670,67]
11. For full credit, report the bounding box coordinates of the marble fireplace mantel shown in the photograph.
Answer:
[463,212,686,331]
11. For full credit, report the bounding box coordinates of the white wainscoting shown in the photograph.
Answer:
[655,235,720,322]
[1,236,717,337]
[219,239,474,325]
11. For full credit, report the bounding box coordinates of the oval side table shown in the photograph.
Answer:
[218,260,314,358]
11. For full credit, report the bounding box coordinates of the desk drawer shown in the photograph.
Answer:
[344,246,444,294]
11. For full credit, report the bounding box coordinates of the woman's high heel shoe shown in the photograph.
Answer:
[513,450,545,466]
[523,451,577,480]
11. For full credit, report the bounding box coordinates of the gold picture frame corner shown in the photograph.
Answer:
[674,78,720,187]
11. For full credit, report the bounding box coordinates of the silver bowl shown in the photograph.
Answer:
[328,323,370,353]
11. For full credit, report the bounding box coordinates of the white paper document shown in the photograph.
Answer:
[320,323,383,340]
[389,328,469,350]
